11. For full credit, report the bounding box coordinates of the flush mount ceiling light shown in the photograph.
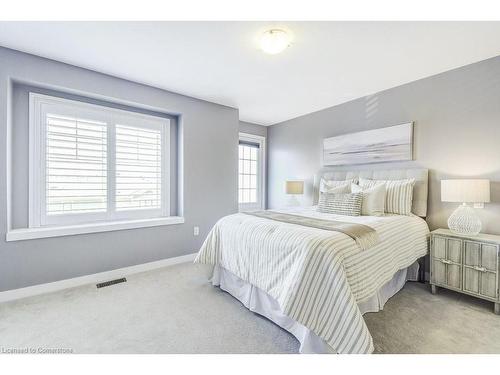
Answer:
[259,29,292,55]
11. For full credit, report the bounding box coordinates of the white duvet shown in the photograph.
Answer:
[195,206,429,353]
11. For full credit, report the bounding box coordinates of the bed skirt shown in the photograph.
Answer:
[211,261,419,354]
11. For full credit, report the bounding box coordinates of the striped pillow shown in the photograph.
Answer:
[318,192,362,216]
[359,178,415,215]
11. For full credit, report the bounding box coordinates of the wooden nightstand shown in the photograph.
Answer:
[430,229,500,315]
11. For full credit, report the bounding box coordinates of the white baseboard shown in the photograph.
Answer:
[0,252,197,304]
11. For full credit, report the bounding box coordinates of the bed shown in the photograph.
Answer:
[195,168,430,354]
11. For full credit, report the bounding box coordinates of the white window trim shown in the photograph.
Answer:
[238,132,266,211]
[5,216,185,242]
[28,93,172,229]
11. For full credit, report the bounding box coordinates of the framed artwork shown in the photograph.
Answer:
[323,122,413,166]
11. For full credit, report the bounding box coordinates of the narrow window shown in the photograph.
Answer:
[238,133,265,211]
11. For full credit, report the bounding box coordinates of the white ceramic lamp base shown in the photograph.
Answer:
[448,203,482,236]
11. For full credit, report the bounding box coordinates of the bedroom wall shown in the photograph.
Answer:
[0,46,239,291]
[239,121,268,138]
[267,55,500,235]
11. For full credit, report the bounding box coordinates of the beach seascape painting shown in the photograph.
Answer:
[323,122,413,166]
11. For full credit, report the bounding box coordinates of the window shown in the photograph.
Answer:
[29,93,170,227]
[238,133,265,211]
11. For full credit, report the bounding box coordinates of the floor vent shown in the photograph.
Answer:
[96,278,127,288]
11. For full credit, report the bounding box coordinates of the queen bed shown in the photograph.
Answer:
[195,168,430,354]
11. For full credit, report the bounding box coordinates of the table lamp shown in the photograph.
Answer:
[441,179,490,235]
[285,180,304,207]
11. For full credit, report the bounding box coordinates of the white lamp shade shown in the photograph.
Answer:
[441,179,490,203]
[285,180,304,195]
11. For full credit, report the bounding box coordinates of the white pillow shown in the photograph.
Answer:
[359,178,415,216]
[351,183,385,216]
[324,184,351,194]
[320,178,357,193]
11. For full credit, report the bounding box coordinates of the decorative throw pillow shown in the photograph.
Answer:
[351,183,386,216]
[323,184,351,194]
[319,178,357,193]
[358,178,415,215]
[318,192,363,216]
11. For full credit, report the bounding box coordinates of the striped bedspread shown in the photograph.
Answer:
[242,210,379,250]
[195,206,429,354]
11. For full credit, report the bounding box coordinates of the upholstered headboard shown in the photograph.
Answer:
[313,168,429,217]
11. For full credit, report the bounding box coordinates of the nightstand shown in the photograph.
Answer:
[430,228,500,315]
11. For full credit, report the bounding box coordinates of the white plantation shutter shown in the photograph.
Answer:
[115,124,162,211]
[46,114,108,216]
[29,93,170,227]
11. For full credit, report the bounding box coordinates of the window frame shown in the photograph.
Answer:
[238,132,266,212]
[29,93,170,228]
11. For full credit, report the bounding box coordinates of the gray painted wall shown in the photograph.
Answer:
[239,121,268,138]
[268,55,500,235]
[0,47,239,291]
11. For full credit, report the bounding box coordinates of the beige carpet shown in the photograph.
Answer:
[1,262,499,354]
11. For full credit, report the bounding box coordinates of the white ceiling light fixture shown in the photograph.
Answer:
[1,22,500,125]
[259,29,292,55]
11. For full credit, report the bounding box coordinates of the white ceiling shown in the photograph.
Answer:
[0,22,499,125]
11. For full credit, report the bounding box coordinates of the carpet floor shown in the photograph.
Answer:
[1,262,499,354]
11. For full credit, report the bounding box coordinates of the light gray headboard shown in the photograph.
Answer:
[313,168,429,217]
